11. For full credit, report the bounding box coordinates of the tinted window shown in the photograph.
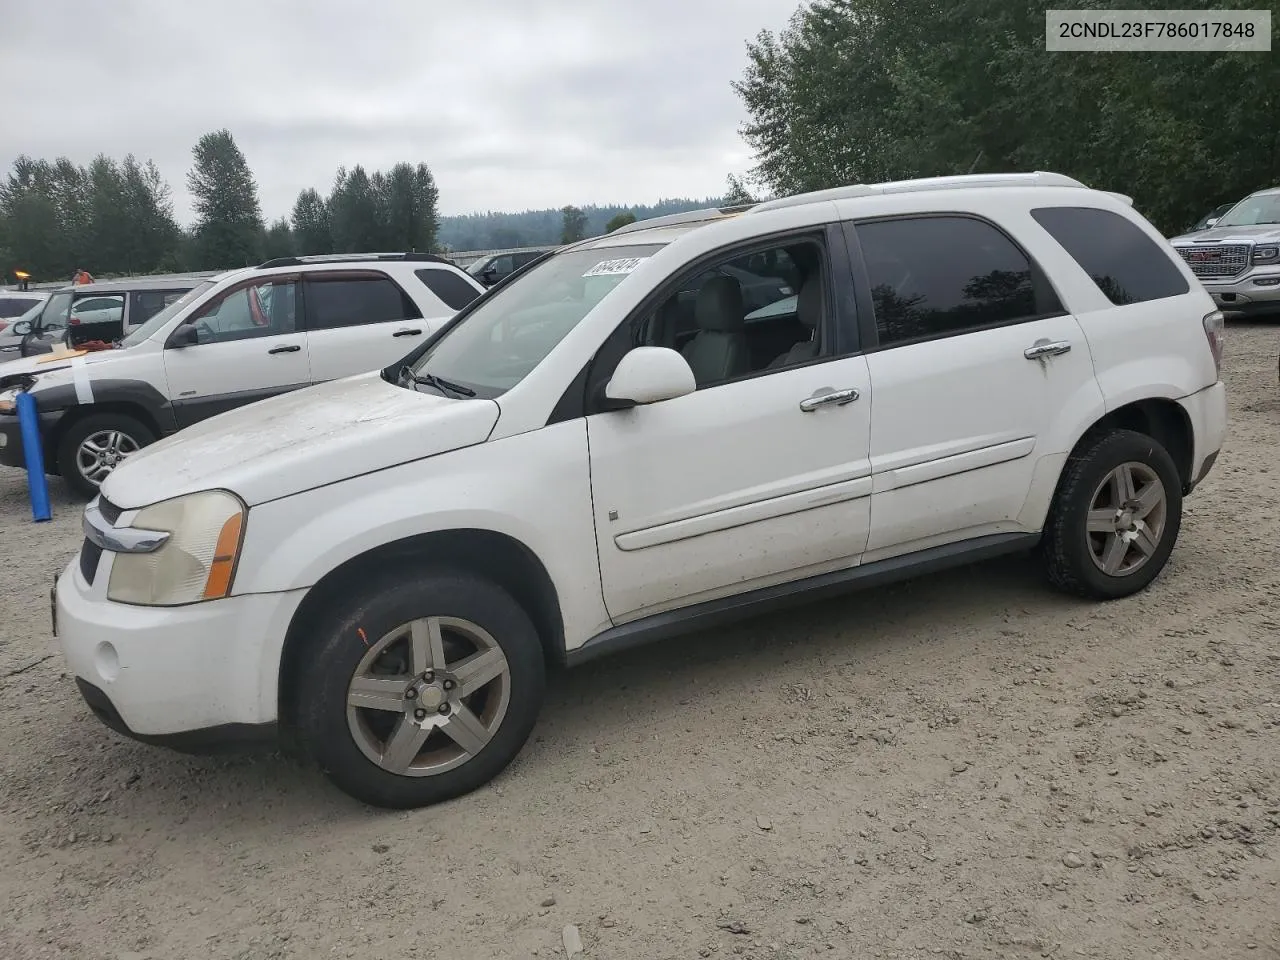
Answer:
[1031,206,1190,305]
[0,297,41,318]
[415,268,481,311]
[859,216,1052,346]
[129,289,189,327]
[305,274,422,330]
[186,279,297,344]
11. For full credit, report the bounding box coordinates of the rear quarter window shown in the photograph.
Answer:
[415,268,482,311]
[1031,206,1190,306]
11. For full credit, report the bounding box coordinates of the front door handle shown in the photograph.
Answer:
[1024,339,1071,360]
[393,328,423,338]
[799,386,860,412]
[268,344,301,354]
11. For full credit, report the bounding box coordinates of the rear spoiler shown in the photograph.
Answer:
[1106,191,1134,206]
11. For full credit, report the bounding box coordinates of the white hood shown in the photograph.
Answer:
[100,372,501,508]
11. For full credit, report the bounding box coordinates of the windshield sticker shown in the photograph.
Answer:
[582,257,650,278]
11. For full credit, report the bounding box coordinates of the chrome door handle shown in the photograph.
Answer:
[799,387,860,412]
[1024,339,1071,360]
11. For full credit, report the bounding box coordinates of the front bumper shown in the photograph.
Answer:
[1200,265,1280,314]
[54,555,307,743]
[0,410,62,469]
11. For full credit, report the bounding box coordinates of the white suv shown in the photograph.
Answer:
[51,173,1228,808]
[0,254,484,496]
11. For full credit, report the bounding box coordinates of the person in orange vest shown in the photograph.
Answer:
[72,268,93,285]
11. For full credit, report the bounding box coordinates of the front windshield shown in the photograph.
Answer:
[409,243,665,396]
[1216,194,1280,228]
[120,281,215,347]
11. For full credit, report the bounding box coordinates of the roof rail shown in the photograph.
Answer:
[256,252,452,270]
[607,204,753,237]
[748,172,1089,214]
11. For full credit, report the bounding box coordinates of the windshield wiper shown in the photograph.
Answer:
[409,370,476,399]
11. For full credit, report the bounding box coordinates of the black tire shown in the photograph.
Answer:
[56,412,157,499]
[294,569,546,809]
[1042,428,1183,600]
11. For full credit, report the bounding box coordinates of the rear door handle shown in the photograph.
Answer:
[1024,339,1071,360]
[268,344,301,354]
[393,328,423,338]
[799,386,860,412]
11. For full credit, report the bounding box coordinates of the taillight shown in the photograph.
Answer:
[1202,310,1225,377]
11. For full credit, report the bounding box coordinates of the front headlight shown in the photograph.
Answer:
[0,386,19,414]
[107,490,246,606]
[1253,245,1279,263]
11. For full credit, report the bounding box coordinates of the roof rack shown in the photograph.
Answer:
[748,172,1088,214]
[606,204,752,237]
[256,252,452,270]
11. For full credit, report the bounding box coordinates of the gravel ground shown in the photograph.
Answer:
[1,324,1278,960]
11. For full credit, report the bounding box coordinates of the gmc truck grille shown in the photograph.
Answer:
[1177,243,1251,279]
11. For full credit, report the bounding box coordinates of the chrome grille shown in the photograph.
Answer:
[1177,243,1252,279]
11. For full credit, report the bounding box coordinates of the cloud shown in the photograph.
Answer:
[0,0,797,223]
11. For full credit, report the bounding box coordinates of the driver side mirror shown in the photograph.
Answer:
[603,347,696,408]
[11,320,30,336]
[167,323,199,348]
[1205,217,1220,229]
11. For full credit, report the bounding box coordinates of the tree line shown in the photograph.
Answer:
[733,0,1280,236]
[0,125,722,285]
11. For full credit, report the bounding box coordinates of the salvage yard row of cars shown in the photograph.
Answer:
[0,172,1231,808]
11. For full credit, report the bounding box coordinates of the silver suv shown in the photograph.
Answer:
[1169,187,1280,317]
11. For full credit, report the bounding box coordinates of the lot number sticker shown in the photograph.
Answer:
[582,257,650,278]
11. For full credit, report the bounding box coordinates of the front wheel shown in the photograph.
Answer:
[1041,429,1183,600]
[294,569,546,809]
[56,413,156,499]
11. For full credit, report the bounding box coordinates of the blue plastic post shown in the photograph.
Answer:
[16,391,51,522]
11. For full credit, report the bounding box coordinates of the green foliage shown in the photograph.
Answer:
[723,174,757,206]
[291,188,332,256]
[560,205,588,244]
[295,161,440,255]
[605,211,637,233]
[0,152,180,281]
[187,129,264,268]
[262,217,297,260]
[734,0,1280,234]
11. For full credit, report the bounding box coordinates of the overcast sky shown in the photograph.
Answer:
[1,0,799,225]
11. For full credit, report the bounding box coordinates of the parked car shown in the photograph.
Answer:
[1186,201,1236,233]
[0,290,48,332]
[0,252,484,495]
[46,172,1226,809]
[1169,187,1280,317]
[17,277,207,357]
[0,295,50,352]
[467,249,553,286]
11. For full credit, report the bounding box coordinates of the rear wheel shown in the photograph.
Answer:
[1042,429,1183,600]
[56,413,156,499]
[294,569,546,809]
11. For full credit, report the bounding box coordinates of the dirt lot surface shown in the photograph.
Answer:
[1,324,1278,960]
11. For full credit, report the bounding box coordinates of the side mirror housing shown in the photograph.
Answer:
[603,347,696,407]
[1205,217,1219,228]
[167,323,199,348]
[10,320,30,336]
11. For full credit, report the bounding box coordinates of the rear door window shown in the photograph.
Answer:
[414,268,481,311]
[304,272,423,329]
[1031,206,1190,305]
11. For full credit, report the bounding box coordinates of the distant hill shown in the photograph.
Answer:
[438,197,722,251]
